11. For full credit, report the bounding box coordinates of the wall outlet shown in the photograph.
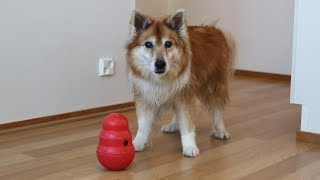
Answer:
[99,57,114,76]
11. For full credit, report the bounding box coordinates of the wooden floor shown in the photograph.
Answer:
[1,75,320,180]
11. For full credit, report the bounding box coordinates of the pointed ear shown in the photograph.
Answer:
[130,10,152,36]
[166,9,186,33]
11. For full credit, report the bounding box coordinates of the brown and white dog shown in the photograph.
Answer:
[126,9,236,157]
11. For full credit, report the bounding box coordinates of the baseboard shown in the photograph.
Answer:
[0,102,135,131]
[235,70,291,81]
[296,131,320,145]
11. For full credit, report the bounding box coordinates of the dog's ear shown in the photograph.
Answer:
[166,9,187,34]
[130,10,152,36]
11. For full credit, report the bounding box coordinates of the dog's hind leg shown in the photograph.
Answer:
[161,113,179,133]
[212,108,231,139]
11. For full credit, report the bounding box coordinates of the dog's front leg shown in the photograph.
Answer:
[176,103,199,157]
[133,102,158,151]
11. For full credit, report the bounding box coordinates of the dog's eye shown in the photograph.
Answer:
[165,41,172,48]
[144,41,153,48]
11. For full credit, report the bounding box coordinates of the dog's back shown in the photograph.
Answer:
[187,25,236,109]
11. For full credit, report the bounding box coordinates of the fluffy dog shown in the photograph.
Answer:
[126,9,236,157]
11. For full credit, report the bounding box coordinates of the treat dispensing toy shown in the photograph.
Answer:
[96,113,135,170]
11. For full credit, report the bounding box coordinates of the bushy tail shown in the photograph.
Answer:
[207,20,237,78]
[221,29,237,78]
[204,20,237,107]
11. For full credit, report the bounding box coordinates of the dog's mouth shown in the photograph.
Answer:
[155,70,165,75]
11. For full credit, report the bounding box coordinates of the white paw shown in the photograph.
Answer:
[133,138,146,151]
[183,146,200,157]
[212,128,231,139]
[161,123,178,133]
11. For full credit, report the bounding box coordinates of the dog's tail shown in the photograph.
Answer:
[201,17,220,27]
[221,29,237,78]
[204,19,237,78]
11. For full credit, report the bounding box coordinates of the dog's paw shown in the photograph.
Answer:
[212,128,231,139]
[161,123,178,133]
[133,138,146,151]
[183,146,200,157]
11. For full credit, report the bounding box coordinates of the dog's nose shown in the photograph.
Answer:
[155,60,166,70]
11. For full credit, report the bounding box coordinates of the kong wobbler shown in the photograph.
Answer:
[96,113,135,170]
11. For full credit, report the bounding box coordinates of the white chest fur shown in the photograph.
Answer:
[128,69,190,106]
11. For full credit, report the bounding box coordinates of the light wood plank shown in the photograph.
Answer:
[279,160,320,180]
[0,153,34,167]
[240,147,320,180]
[201,141,315,179]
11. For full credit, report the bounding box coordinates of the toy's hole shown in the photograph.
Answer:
[123,140,128,146]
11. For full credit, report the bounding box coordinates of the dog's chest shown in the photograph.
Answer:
[134,80,178,106]
[129,68,190,106]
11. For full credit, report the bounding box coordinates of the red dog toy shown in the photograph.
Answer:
[96,113,135,170]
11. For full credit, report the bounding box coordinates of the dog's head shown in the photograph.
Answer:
[126,9,191,82]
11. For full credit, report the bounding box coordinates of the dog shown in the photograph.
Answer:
[126,9,236,157]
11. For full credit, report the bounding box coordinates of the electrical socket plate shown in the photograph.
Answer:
[99,57,114,76]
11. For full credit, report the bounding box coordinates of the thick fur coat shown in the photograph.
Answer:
[126,9,236,157]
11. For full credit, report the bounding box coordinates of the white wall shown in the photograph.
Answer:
[291,0,320,134]
[0,0,134,124]
[136,0,168,16]
[169,0,294,75]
